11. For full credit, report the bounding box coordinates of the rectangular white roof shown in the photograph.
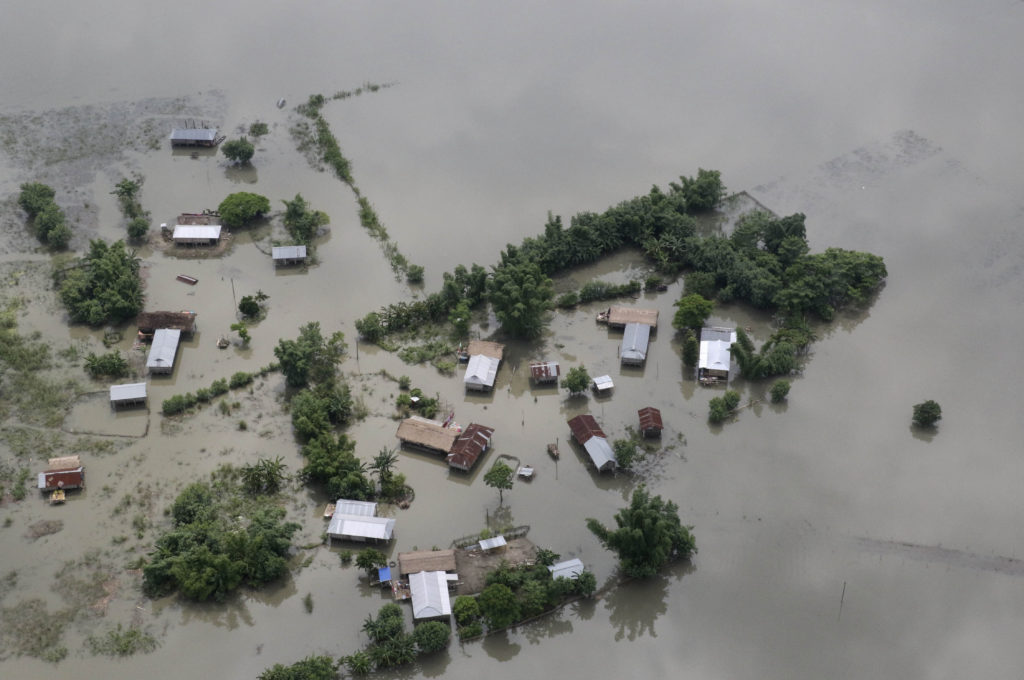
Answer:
[699,327,737,372]
[479,535,507,551]
[409,571,452,619]
[109,382,147,402]
[583,436,616,471]
[327,514,395,541]
[548,558,585,581]
[464,354,500,388]
[169,128,218,142]
[334,499,377,517]
[147,329,181,371]
[272,245,307,260]
[620,323,651,363]
[593,375,614,391]
[173,224,222,240]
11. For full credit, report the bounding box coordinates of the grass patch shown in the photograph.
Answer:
[86,624,159,657]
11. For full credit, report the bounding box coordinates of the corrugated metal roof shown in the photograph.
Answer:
[479,535,507,551]
[110,382,147,402]
[335,499,377,517]
[409,571,452,619]
[593,375,614,391]
[699,327,736,372]
[37,468,84,490]
[568,414,605,444]
[620,323,651,363]
[464,355,500,389]
[147,329,181,372]
[327,514,395,541]
[272,245,307,260]
[529,361,560,380]
[548,558,585,581]
[638,407,663,431]
[173,225,222,240]
[583,437,616,471]
[447,423,494,471]
[169,128,218,141]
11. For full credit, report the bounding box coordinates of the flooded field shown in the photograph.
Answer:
[2,2,1024,679]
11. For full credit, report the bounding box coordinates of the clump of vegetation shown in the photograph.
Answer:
[412,620,450,654]
[672,293,713,331]
[218,192,271,227]
[708,389,742,423]
[161,366,276,416]
[259,655,338,680]
[587,485,696,578]
[487,251,554,338]
[18,182,71,249]
[141,470,300,601]
[238,290,270,319]
[484,462,514,504]
[222,137,255,164]
[112,177,150,242]
[681,329,699,367]
[274,322,347,388]
[912,399,942,427]
[248,121,269,138]
[770,379,791,403]
[84,350,129,378]
[58,239,143,325]
[240,457,288,494]
[395,386,439,419]
[86,624,159,657]
[0,598,68,661]
[282,194,329,247]
[730,325,812,380]
[561,365,591,396]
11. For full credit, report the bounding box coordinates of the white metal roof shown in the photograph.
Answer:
[109,382,147,402]
[699,328,737,372]
[620,323,651,363]
[327,514,395,541]
[464,354,500,388]
[593,375,614,391]
[272,245,307,260]
[409,571,452,619]
[334,499,377,517]
[548,558,585,581]
[583,436,616,471]
[169,128,218,141]
[146,329,181,371]
[172,224,222,240]
[479,535,507,551]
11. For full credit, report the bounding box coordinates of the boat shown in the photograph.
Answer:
[517,465,535,480]
[596,308,611,323]
[455,344,469,362]
[547,442,559,459]
[49,489,66,505]
[176,274,198,285]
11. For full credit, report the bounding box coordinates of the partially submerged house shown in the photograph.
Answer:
[638,406,664,437]
[169,127,220,147]
[327,499,395,544]
[620,322,651,366]
[272,245,307,266]
[146,328,181,375]
[397,549,457,576]
[110,382,147,409]
[529,361,560,384]
[446,423,495,472]
[567,414,616,472]
[396,416,459,455]
[463,340,505,392]
[598,306,659,329]
[592,374,614,394]
[548,558,585,581]
[479,535,507,553]
[172,224,222,246]
[409,571,453,620]
[136,311,197,338]
[37,455,84,491]
[699,326,737,384]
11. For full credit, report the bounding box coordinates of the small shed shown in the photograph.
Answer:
[638,407,663,437]
[396,416,459,455]
[169,128,219,147]
[147,328,181,375]
[447,423,495,471]
[172,224,222,246]
[567,414,616,472]
[38,465,85,491]
[409,571,452,620]
[478,535,507,553]
[464,355,501,391]
[600,306,659,329]
[548,558,585,581]
[620,323,651,365]
[398,549,457,576]
[272,245,307,266]
[593,375,614,393]
[110,383,147,409]
[529,361,560,384]
[699,326,737,382]
[137,311,197,336]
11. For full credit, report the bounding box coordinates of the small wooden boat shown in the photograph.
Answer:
[323,503,336,518]
[176,274,198,285]
[547,442,559,459]
[49,489,66,505]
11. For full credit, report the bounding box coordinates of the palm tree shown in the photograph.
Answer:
[370,447,399,484]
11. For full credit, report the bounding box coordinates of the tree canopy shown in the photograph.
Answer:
[586,485,696,578]
[912,400,942,427]
[274,322,347,388]
[19,182,70,249]
[477,583,520,630]
[58,239,143,325]
[282,194,329,246]
[218,192,271,227]
[670,168,726,211]
[258,656,338,680]
[483,461,514,504]
[222,137,255,164]
[672,293,713,331]
[560,365,591,395]
[486,248,554,338]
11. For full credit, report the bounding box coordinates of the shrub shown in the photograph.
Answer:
[556,291,579,308]
[127,217,149,240]
[770,379,791,403]
[248,121,269,138]
[453,595,480,626]
[912,400,942,427]
[209,379,229,396]
[222,137,255,164]
[412,621,450,654]
[162,394,191,416]
[406,264,425,284]
[229,372,254,389]
[84,351,129,378]
[722,389,741,411]
[18,182,55,217]
[458,622,483,640]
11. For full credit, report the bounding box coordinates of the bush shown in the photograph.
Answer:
[556,291,579,308]
[222,137,255,164]
[453,595,480,626]
[708,396,729,424]
[218,192,271,227]
[239,296,260,318]
[248,121,269,138]
[722,389,741,411]
[84,351,129,378]
[18,182,55,217]
[912,400,942,427]
[458,622,483,640]
[412,621,450,654]
[405,264,425,284]
[162,394,192,416]
[209,378,229,396]
[770,380,791,403]
[229,371,254,389]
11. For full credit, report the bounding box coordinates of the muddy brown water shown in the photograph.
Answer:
[2,2,1024,678]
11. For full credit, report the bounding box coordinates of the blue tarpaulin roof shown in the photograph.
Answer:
[378,566,392,582]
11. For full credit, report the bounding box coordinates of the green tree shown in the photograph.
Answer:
[412,621,451,654]
[127,216,150,241]
[477,583,520,630]
[448,299,471,338]
[560,365,591,395]
[370,447,399,486]
[484,461,514,504]
[486,251,554,338]
[672,293,713,331]
[240,457,288,494]
[453,595,480,626]
[770,379,791,403]
[671,168,726,212]
[274,322,347,388]
[682,329,699,367]
[35,202,70,248]
[282,194,329,246]
[912,400,942,427]
[84,351,129,378]
[230,322,250,346]
[708,396,730,424]
[239,295,260,318]
[344,652,371,676]
[258,655,338,680]
[222,137,255,164]
[586,485,696,578]
[574,570,597,596]
[613,439,637,470]
[18,182,55,217]
[59,239,143,325]
[355,548,387,575]
[218,192,271,227]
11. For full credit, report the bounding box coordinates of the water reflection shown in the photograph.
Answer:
[520,609,573,645]
[177,593,255,630]
[481,630,521,661]
[224,164,258,184]
[603,559,694,642]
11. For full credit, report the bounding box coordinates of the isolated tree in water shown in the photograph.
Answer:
[222,137,255,164]
[484,461,514,504]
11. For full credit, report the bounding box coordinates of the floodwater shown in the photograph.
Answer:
[2,1,1024,678]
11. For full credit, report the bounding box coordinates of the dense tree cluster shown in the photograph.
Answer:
[84,351,129,378]
[58,239,143,325]
[112,177,150,241]
[218,192,271,227]
[282,194,329,246]
[274,322,347,388]
[259,656,338,680]
[18,182,71,249]
[587,486,696,578]
[142,473,300,602]
[560,365,591,395]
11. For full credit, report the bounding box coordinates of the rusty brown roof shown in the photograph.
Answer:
[396,417,459,453]
[638,407,664,431]
[466,340,504,360]
[529,361,560,380]
[567,414,605,445]
[39,468,84,490]
[398,549,457,575]
[447,423,495,470]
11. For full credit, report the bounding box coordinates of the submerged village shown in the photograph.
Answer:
[0,93,889,678]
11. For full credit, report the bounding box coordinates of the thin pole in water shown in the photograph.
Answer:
[838,580,847,621]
